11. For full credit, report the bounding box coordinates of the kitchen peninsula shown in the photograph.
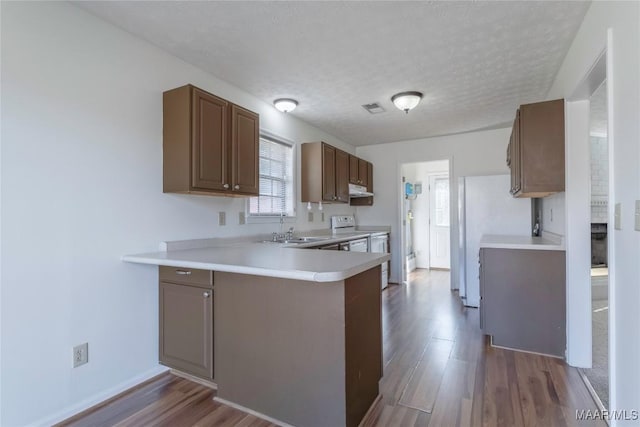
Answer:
[123,239,390,427]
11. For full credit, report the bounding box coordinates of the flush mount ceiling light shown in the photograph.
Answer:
[273,98,298,113]
[391,91,423,114]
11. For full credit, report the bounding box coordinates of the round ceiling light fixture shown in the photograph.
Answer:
[273,98,298,113]
[391,91,423,114]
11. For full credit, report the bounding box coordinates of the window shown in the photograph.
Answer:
[248,134,295,217]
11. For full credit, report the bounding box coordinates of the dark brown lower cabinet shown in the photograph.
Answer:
[480,248,566,357]
[159,267,214,380]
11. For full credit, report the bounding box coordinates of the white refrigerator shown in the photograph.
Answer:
[458,175,531,307]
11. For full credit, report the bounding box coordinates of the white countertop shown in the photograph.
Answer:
[479,233,565,251]
[122,243,390,282]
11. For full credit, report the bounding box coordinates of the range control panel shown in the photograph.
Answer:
[330,215,356,230]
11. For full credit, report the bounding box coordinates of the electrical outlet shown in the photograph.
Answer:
[238,212,245,225]
[219,212,226,226]
[550,208,553,222]
[308,212,314,222]
[73,343,88,368]
[321,212,325,222]
[635,200,640,231]
[614,203,621,230]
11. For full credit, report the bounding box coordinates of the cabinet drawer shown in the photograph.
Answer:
[159,266,213,288]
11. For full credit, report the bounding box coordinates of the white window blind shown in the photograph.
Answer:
[248,136,295,217]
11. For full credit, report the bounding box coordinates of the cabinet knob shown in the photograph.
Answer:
[223,184,229,189]
[234,184,240,190]
[333,196,337,200]
[203,291,210,298]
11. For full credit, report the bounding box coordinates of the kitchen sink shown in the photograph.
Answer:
[261,236,331,244]
[296,236,331,241]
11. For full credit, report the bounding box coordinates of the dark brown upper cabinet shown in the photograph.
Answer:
[350,160,374,206]
[163,84,259,196]
[348,155,369,186]
[230,104,259,195]
[301,141,349,203]
[358,158,369,187]
[321,143,337,202]
[508,99,565,198]
[349,155,359,184]
[335,149,350,203]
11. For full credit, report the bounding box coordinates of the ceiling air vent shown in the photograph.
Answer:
[362,102,386,114]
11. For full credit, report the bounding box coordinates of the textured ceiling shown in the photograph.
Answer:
[590,81,607,135]
[76,1,590,146]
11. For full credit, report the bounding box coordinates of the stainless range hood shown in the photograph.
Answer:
[348,183,374,198]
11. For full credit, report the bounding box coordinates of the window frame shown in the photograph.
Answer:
[246,131,297,224]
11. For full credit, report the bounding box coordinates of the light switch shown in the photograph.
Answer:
[219,212,226,226]
[614,203,621,230]
[635,200,640,231]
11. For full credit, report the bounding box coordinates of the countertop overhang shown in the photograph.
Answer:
[122,243,390,282]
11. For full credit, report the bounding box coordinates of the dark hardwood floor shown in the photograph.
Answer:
[59,269,604,427]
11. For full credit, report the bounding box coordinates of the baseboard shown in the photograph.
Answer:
[490,336,564,360]
[170,369,217,390]
[213,396,295,427]
[578,369,607,410]
[29,365,169,427]
[358,393,382,427]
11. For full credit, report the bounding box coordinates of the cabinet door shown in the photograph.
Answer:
[349,155,359,184]
[512,110,522,195]
[335,149,350,203]
[479,249,485,330]
[160,282,213,380]
[230,104,259,195]
[350,161,374,206]
[358,159,368,187]
[322,144,337,202]
[519,99,564,195]
[191,88,228,191]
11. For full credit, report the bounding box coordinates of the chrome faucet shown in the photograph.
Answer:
[285,226,294,241]
[272,214,294,242]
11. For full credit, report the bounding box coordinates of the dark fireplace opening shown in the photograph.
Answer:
[591,223,608,267]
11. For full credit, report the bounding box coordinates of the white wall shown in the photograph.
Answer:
[356,128,511,286]
[0,3,356,426]
[544,1,639,421]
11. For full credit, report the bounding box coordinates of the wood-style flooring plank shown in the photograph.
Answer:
[428,358,477,427]
[370,403,430,427]
[398,338,453,412]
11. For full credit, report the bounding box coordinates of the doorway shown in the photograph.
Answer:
[563,40,615,411]
[400,160,450,284]
[583,80,610,410]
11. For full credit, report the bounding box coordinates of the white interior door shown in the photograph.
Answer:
[429,175,450,269]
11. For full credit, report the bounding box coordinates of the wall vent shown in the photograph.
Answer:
[362,102,386,114]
